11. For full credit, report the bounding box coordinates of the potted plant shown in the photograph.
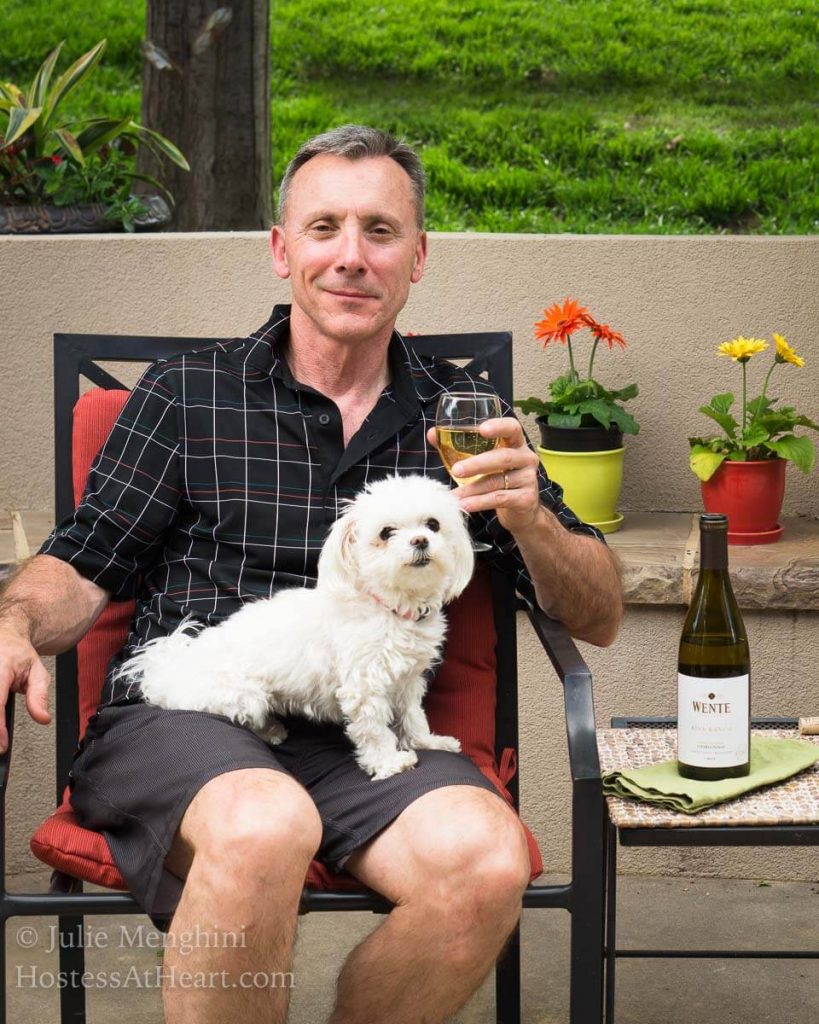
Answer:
[688,334,817,544]
[515,298,639,533]
[0,40,189,233]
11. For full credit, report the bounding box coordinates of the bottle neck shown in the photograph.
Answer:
[700,528,728,571]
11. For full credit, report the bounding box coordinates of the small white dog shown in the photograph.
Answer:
[115,475,475,780]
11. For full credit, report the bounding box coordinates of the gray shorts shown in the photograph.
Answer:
[68,702,499,926]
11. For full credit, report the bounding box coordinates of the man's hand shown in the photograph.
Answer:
[0,625,52,754]
[428,417,623,646]
[427,418,542,534]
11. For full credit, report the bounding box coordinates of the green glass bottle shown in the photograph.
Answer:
[677,514,751,780]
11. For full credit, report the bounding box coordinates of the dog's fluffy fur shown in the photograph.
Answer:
[114,475,475,780]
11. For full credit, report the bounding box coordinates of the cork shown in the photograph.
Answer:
[798,717,819,736]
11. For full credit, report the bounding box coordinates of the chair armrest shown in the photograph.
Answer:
[526,605,601,782]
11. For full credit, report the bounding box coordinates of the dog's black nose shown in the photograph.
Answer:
[410,535,429,550]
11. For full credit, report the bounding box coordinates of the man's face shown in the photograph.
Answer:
[271,154,427,347]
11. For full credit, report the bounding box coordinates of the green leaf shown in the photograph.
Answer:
[746,395,772,417]
[607,405,640,435]
[74,117,131,154]
[128,123,189,170]
[698,403,738,439]
[42,40,107,130]
[5,106,42,145]
[765,435,816,474]
[548,412,583,429]
[742,424,769,447]
[0,83,24,104]
[125,170,175,207]
[53,127,84,164]
[710,393,735,415]
[513,397,550,418]
[608,381,638,402]
[30,42,64,109]
[793,414,819,432]
[726,449,747,461]
[689,445,727,482]
[576,399,612,429]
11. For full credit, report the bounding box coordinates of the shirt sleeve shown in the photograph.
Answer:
[38,363,181,599]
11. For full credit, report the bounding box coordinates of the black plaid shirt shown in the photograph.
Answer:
[40,305,604,706]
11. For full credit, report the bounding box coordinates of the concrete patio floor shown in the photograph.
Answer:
[6,870,817,1023]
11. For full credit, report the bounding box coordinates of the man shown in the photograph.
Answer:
[0,125,622,1023]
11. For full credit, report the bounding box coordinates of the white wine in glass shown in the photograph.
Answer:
[435,393,502,553]
[435,393,502,485]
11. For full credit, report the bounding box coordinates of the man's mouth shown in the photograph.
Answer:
[327,289,377,300]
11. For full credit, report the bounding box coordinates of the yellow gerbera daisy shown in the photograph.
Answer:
[773,332,805,367]
[717,336,768,363]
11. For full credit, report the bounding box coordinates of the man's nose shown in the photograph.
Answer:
[410,535,429,550]
[335,227,366,273]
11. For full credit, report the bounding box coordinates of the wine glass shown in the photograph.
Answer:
[435,392,503,552]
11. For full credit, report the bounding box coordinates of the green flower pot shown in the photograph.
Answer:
[536,423,625,533]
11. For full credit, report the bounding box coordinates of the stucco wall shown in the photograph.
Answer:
[1,232,817,513]
[1,232,817,882]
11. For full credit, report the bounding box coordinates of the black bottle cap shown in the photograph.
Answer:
[699,513,728,531]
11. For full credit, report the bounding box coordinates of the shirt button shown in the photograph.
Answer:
[318,413,331,426]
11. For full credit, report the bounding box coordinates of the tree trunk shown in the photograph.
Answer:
[139,0,271,230]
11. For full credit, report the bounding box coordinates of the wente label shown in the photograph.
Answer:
[677,673,750,768]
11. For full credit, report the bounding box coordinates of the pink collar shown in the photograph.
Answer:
[367,591,431,622]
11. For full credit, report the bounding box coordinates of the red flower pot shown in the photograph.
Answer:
[700,459,786,544]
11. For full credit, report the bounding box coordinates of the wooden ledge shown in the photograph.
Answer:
[607,513,819,611]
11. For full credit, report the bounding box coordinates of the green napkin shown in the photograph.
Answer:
[603,736,819,814]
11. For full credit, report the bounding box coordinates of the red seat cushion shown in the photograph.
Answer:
[31,387,542,891]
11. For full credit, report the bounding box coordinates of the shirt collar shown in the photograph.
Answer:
[242,304,446,409]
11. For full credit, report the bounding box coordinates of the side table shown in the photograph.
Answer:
[599,717,819,1024]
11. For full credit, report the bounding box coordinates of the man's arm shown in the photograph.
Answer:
[427,420,623,647]
[0,554,110,751]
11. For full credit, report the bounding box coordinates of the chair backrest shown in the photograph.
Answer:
[52,330,520,809]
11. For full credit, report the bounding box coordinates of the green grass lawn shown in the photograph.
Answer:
[2,0,817,232]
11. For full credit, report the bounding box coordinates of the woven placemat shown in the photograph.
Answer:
[598,728,819,829]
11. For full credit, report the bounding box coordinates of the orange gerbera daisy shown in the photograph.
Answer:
[583,314,626,350]
[534,298,588,346]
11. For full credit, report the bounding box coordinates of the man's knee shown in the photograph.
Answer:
[394,790,531,912]
[432,807,531,908]
[173,768,322,884]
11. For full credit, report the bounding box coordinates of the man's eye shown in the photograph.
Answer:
[426,519,440,532]
[379,526,396,541]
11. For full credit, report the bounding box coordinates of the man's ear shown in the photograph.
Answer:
[270,225,290,280]
[410,231,428,284]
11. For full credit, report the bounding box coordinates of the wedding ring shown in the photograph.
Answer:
[502,471,509,490]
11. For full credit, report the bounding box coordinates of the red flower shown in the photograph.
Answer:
[534,298,588,346]
[582,314,626,350]
[51,155,63,165]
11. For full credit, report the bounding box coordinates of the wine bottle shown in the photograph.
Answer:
[677,513,751,780]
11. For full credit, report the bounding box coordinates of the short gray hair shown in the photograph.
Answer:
[277,125,426,229]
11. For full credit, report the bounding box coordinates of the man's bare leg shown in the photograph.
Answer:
[329,786,531,1024]
[161,768,322,1024]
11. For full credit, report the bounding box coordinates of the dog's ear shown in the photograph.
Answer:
[443,514,476,604]
[318,508,358,585]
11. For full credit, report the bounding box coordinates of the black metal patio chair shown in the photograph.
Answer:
[0,328,607,1024]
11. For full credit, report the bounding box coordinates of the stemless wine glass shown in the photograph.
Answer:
[435,392,503,552]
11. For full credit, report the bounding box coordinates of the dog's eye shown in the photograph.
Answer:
[425,518,440,533]
[379,526,396,541]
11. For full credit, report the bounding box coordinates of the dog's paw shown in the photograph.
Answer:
[257,719,289,746]
[414,734,461,753]
[364,749,418,780]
